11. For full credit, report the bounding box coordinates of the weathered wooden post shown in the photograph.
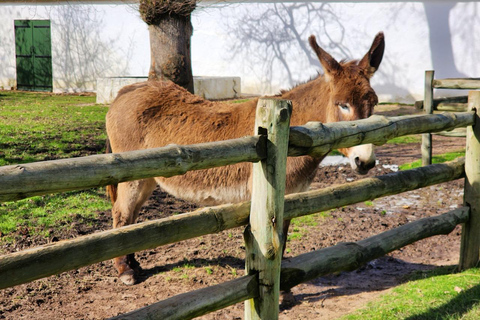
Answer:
[422,70,434,166]
[244,98,292,319]
[459,90,480,270]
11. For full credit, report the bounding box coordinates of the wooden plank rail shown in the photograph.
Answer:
[0,112,473,203]
[433,78,480,90]
[289,111,474,157]
[0,136,265,202]
[110,275,259,320]
[415,95,467,110]
[420,73,480,166]
[0,158,465,290]
[110,207,469,320]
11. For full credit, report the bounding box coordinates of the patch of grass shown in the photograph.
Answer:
[0,189,110,239]
[291,215,317,227]
[288,232,303,241]
[288,212,331,242]
[230,98,252,104]
[387,135,421,144]
[204,267,213,275]
[0,91,107,166]
[400,150,465,171]
[330,149,342,156]
[0,91,110,243]
[364,200,374,207]
[342,267,480,320]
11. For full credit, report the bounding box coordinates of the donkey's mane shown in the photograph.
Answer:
[278,73,322,96]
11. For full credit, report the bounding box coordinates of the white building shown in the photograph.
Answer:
[0,1,479,103]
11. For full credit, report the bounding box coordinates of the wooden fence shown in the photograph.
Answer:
[0,92,479,319]
[419,70,480,166]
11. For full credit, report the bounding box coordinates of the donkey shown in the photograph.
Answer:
[106,32,385,285]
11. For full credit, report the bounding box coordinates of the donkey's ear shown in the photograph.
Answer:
[359,32,385,78]
[309,35,341,77]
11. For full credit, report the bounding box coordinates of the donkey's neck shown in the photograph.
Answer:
[280,76,331,126]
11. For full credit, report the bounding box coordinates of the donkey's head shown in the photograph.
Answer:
[309,32,385,174]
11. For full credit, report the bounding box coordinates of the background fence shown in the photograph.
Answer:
[0,92,479,319]
[419,71,480,166]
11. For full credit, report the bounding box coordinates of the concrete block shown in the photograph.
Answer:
[96,77,147,104]
[193,76,241,100]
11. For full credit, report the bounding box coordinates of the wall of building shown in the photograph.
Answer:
[1,1,479,102]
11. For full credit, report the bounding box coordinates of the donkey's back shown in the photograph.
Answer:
[106,80,259,206]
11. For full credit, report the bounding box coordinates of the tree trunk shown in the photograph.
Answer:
[139,0,195,93]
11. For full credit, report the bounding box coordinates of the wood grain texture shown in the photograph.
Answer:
[433,78,480,90]
[422,70,434,166]
[0,136,263,202]
[459,91,480,270]
[244,98,291,320]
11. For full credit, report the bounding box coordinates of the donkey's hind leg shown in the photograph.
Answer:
[112,178,156,285]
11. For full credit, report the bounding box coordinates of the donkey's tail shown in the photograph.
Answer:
[105,138,118,205]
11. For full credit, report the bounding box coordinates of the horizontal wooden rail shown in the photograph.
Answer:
[414,95,467,110]
[436,103,468,112]
[433,78,480,90]
[110,275,259,320]
[0,158,465,289]
[281,206,469,290]
[111,207,469,320]
[289,111,474,157]
[0,112,473,203]
[0,136,265,202]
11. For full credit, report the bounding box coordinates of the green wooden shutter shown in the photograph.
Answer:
[14,20,52,92]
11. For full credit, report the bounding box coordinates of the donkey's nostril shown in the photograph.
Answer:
[365,160,376,170]
[355,157,361,167]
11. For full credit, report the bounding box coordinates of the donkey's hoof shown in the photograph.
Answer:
[119,269,137,286]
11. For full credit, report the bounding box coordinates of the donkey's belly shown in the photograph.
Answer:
[154,156,322,206]
[155,163,252,206]
[157,179,250,206]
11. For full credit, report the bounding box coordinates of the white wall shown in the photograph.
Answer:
[1,2,479,102]
[0,3,149,92]
[192,1,480,102]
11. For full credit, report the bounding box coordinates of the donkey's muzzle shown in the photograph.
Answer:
[355,156,376,175]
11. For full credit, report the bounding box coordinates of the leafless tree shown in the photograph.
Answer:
[139,0,196,93]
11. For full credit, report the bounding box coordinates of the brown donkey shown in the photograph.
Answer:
[106,32,385,285]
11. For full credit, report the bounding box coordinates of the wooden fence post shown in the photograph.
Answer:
[422,70,434,166]
[459,90,480,270]
[244,98,292,319]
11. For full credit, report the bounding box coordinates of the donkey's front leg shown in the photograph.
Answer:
[111,179,156,285]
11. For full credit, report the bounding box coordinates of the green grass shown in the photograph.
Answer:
[0,91,110,243]
[0,189,110,239]
[364,200,374,207]
[400,150,465,171]
[288,211,331,242]
[0,91,107,166]
[387,135,421,144]
[342,267,480,320]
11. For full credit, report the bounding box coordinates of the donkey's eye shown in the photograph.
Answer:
[338,103,351,112]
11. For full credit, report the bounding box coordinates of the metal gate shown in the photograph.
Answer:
[14,20,53,92]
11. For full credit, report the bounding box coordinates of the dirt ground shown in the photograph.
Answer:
[0,105,468,319]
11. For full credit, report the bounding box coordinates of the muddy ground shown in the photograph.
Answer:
[0,105,468,319]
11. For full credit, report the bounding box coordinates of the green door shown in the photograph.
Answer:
[14,20,53,92]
